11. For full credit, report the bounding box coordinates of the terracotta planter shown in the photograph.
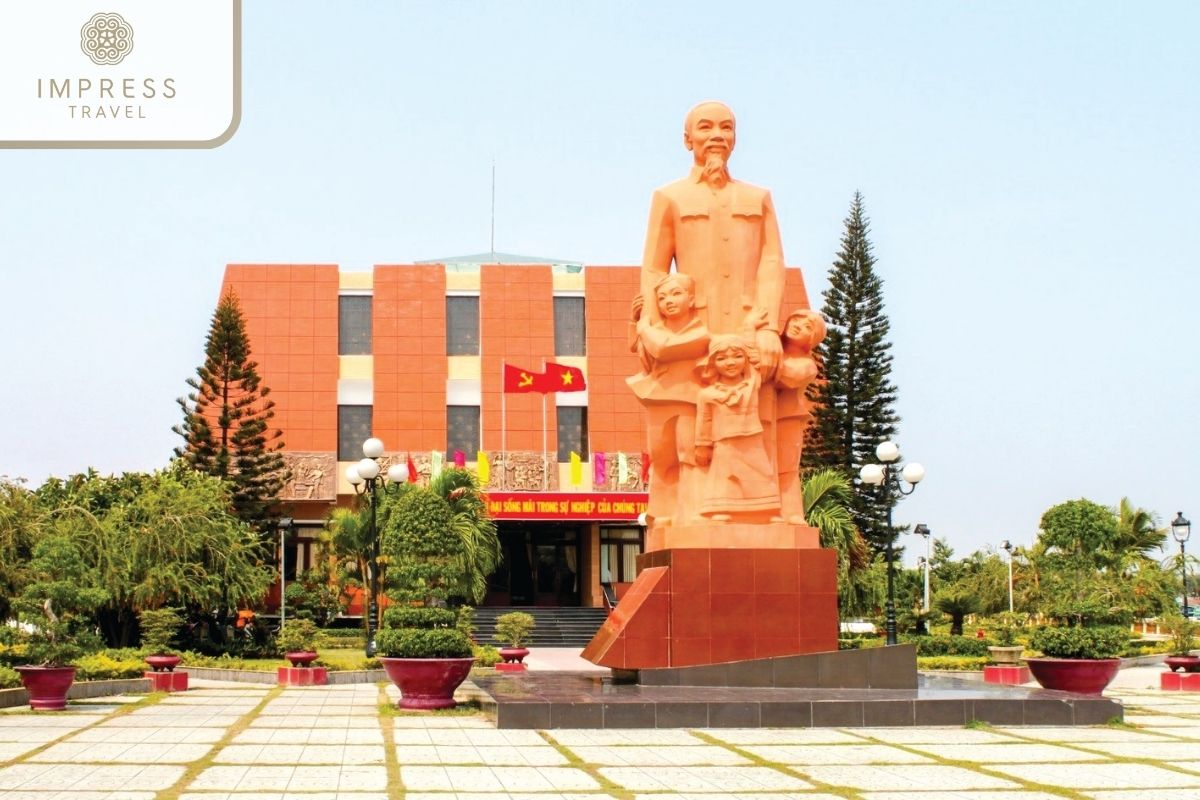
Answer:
[378,656,474,710]
[497,647,530,673]
[987,645,1025,665]
[1026,657,1120,695]
[284,651,319,668]
[15,665,77,711]
[145,654,182,673]
[1165,655,1200,673]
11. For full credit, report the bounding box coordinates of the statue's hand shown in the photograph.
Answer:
[631,294,644,322]
[695,445,712,467]
[756,329,782,379]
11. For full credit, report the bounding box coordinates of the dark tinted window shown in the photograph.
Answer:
[554,296,585,356]
[446,296,480,355]
[556,406,588,462]
[337,405,372,461]
[338,296,372,355]
[447,405,480,460]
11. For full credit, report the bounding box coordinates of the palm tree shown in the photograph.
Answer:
[934,584,982,636]
[1114,498,1166,561]
[428,469,500,605]
[325,506,374,637]
[803,468,871,612]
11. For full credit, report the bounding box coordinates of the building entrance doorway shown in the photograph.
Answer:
[485,523,580,606]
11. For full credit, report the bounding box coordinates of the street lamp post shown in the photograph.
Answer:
[1173,512,1192,619]
[346,437,409,657]
[277,517,293,628]
[859,440,926,646]
[1002,539,1015,613]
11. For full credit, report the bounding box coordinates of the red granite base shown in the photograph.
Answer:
[984,664,1031,685]
[1161,671,1200,691]
[277,666,328,686]
[144,671,188,692]
[582,547,840,670]
[495,662,527,673]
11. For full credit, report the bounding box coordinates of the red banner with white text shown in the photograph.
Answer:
[484,492,648,521]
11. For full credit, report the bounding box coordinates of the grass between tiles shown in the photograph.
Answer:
[155,685,282,800]
[688,730,865,800]
[538,730,635,800]
[376,683,405,800]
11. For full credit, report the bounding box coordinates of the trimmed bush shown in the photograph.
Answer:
[0,665,19,689]
[383,607,457,630]
[473,644,501,667]
[900,634,991,657]
[375,628,473,659]
[493,611,535,648]
[73,652,146,681]
[1029,625,1127,660]
[917,656,989,671]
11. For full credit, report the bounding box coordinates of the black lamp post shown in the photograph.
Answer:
[859,440,926,646]
[1001,539,1015,613]
[1173,512,1192,619]
[346,437,409,657]
[277,517,293,628]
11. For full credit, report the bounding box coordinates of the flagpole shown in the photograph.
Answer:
[541,358,548,491]
[500,361,507,489]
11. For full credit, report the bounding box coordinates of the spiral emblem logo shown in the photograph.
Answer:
[80,12,134,66]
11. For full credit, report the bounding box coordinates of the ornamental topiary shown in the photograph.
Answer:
[381,488,465,605]
[1029,624,1128,660]
[494,611,535,649]
[383,607,457,630]
[275,618,324,654]
[375,628,473,659]
[138,608,182,655]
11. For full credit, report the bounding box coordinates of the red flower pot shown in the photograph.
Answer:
[145,655,182,673]
[1026,657,1121,695]
[1165,656,1200,673]
[379,657,474,710]
[285,651,319,668]
[15,666,77,711]
[497,647,530,673]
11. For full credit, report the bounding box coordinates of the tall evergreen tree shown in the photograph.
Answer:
[803,192,900,546]
[174,291,286,534]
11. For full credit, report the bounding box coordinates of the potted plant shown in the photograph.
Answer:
[987,612,1026,665]
[276,618,324,667]
[1163,615,1200,673]
[13,534,107,710]
[493,611,535,671]
[375,487,477,709]
[139,608,183,672]
[1026,624,1127,694]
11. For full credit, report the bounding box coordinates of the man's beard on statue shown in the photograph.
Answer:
[702,151,730,188]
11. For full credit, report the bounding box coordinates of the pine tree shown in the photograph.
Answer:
[174,291,286,534]
[803,192,900,547]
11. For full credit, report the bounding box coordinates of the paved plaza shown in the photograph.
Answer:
[2,666,1200,800]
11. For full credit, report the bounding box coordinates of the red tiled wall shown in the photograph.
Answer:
[583,267,643,453]
[221,264,339,452]
[481,265,556,452]
[373,265,447,453]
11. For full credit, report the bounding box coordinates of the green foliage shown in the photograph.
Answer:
[802,192,900,546]
[493,611,535,648]
[381,488,463,604]
[283,568,343,626]
[933,584,982,636]
[900,634,992,657]
[428,470,500,604]
[72,651,146,681]
[275,618,324,654]
[0,665,18,689]
[1040,499,1120,563]
[0,478,40,621]
[383,607,457,630]
[15,533,109,665]
[174,290,287,533]
[803,468,872,612]
[989,612,1027,647]
[138,608,182,655]
[375,627,473,658]
[473,644,501,667]
[1164,615,1197,656]
[917,655,988,671]
[1029,624,1127,660]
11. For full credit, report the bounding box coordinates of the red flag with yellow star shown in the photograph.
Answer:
[544,362,586,392]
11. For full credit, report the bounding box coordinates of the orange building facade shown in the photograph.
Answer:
[220,257,810,611]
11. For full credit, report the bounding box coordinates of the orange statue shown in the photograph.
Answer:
[694,334,781,521]
[776,309,826,523]
[627,273,710,526]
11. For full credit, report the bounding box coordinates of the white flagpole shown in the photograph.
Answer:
[500,361,507,489]
[541,358,548,490]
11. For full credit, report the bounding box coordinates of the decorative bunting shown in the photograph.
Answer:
[569,451,583,486]
[617,451,629,485]
[430,450,443,478]
[476,450,490,484]
[641,452,651,485]
[406,454,419,483]
[593,451,607,486]
[453,449,466,469]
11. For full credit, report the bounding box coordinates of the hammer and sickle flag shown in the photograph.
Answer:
[503,363,547,393]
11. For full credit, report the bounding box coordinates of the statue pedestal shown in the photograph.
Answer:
[582,531,839,670]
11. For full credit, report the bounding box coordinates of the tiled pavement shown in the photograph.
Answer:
[3,674,1200,799]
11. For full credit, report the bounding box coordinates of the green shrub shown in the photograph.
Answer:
[320,628,365,642]
[900,634,991,656]
[275,619,324,654]
[383,607,457,630]
[1029,625,1127,659]
[0,665,19,689]
[138,608,182,655]
[73,652,146,681]
[917,656,989,671]
[838,637,885,650]
[493,611,535,648]
[375,628,473,658]
[473,644,501,667]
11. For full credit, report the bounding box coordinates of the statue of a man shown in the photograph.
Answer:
[639,101,786,377]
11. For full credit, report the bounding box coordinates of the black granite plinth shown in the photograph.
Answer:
[472,671,1123,729]
[639,644,918,689]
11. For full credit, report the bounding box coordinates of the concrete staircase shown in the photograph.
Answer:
[472,606,608,648]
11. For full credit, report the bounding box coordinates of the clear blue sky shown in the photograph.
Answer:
[2,1,1197,561]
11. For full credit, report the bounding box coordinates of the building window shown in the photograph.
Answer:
[600,527,643,583]
[554,296,585,356]
[556,407,588,462]
[446,296,480,355]
[447,405,480,460]
[338,295,372,355]
[337,405,372,461]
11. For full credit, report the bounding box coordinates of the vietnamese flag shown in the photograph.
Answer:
[406,454,419,483]
[544,362,586,392]
[503,363,547,393]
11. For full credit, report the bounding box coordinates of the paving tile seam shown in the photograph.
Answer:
[374,683,404,800]
[687,730,876,799]
[537,730,633,799]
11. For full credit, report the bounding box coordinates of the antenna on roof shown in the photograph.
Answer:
[490,158,496,262]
